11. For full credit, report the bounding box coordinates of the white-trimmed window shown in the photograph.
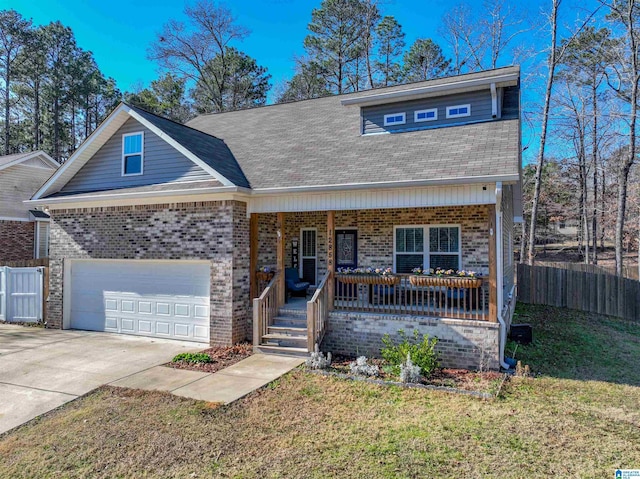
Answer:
[446,104,471,119]
[414,108,438,122]
[34,220,50,259]
[300,228,317,285]
[394,225,461,273]
[122,131,144,176]
[384,112,406,126]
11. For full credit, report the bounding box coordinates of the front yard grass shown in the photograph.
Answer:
[1,304,639,478]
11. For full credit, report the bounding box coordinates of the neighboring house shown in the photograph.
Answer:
[0,151,59,262]
[29,66,522,370]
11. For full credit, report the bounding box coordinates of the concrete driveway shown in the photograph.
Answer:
[0,324,202,434]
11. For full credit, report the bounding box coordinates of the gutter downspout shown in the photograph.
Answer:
[495,182,510,370]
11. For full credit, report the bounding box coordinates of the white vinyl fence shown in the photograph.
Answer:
[0,267,44,323]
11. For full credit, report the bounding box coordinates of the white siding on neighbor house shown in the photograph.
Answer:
[61,117,213,194]
[249,183,497,214]
[0,164,55,219]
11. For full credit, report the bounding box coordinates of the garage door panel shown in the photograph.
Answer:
[69,260,210,343]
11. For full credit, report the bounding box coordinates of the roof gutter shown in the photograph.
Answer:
[340,72,519,107]
[251,174,520,195]
[26,185,250,207]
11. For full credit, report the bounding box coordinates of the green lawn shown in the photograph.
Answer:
[1,304,639,478]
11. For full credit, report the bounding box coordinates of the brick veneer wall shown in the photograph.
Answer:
[257,205,490,277]
[322,312,500,370]
[0,220,34,262]
[47,200,250,345]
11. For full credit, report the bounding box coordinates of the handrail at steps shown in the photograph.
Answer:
[253,272,279,349]
[307,271,331,351]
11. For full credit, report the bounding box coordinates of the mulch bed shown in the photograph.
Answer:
[328,354,503,393]
[165,342,253,374]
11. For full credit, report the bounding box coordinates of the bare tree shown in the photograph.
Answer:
[147,0,250,112]
[527,0,599,264]
[601,0,640,276]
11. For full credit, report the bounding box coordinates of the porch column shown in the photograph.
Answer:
[250,213,258,300]
[327,210,335,310]
[277,212,286,307]
[488,204,498,322]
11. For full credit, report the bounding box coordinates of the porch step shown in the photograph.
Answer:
[272,315,307,327]
[254,344,309,357]
[261,333,308,348]
[268,325,307,335]
[277,307,307,318]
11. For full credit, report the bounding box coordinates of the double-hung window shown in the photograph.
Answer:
[394,225,461,273]
[122,132,144,176]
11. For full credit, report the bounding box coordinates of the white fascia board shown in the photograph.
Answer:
[26,185,249,208]
[341,72,519,107]
[0,150,59,173]
[31,104,130,200]
[125,107,235,187]
[250,174,519,196]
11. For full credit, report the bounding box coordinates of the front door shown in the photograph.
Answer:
[336,229,357,269]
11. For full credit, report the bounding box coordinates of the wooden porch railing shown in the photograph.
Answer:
[253,272,279,348]
[307,271,331,351]
[334,274,489,321]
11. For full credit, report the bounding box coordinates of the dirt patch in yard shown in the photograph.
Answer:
[165,342,252,374]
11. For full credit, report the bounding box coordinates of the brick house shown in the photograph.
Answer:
[29,66,522,370]
[0,151,59,262]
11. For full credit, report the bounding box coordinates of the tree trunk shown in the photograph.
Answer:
[33,77,40,149]
[615,1,639,276]
[4,55,10,154]
[527,0,560,265]
[591,72,599,264]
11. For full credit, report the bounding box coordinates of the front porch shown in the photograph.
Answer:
[250,205,500,368]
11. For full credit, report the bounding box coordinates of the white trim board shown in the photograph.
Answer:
[0,150,58,173]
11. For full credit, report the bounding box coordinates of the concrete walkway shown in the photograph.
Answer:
[0,324,202,434]
[111,353,305,404]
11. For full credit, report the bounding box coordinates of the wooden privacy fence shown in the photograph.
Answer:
[517,264,640,321]
[537,261,639,281]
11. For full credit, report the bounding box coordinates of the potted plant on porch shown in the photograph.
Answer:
[409,267,483,288]
[336,267,400,285]
[256,266,275,282]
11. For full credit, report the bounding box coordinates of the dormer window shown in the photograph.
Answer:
[446,104,471,119]
[415,108,438,122]
[122,132,144,176]
[384,112,406,126]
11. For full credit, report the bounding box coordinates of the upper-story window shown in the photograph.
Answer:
[384,112,406,126]
[122,132,144,176]
[446,104,471,119]
[414,108,438,122]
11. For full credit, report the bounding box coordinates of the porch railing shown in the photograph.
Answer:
[253,272,280,347]
[334,274,488,321]
[307,271,331,350]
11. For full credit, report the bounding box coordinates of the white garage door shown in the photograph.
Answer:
[69,260,210,343]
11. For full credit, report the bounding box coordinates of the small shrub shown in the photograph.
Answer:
[172,352,212,364]
[399,353,422,384]
[381,329,439,377]
[349,356,379,377]
[306,344,332,370]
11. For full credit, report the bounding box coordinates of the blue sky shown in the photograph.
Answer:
[4,0,498,94]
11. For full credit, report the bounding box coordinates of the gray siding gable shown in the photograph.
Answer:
[61,117,217,194]
[362,90,498,135]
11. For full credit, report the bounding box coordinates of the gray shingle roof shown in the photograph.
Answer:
[127,104,250,188]
[186,66,520,190]
[47,179,223,198]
